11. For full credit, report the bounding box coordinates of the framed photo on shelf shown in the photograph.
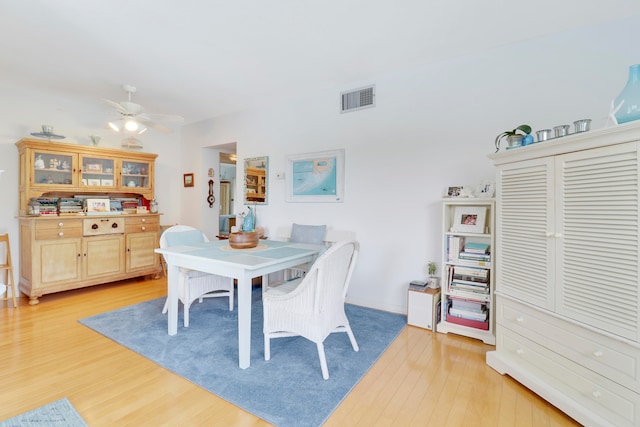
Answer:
[87,178,101,186]
[183,173,194,187]
[446,186,463,198]
[85,163,102,173]
[452,206,486,233]
[101,179,113,186]
[86,198,110,213]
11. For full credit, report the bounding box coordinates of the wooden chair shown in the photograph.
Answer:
[0,234,17,308]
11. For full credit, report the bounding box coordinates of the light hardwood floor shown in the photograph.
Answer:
[0,277,581,426]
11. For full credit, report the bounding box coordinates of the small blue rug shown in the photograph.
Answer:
[79,288,406,427]
[0,398,88,427]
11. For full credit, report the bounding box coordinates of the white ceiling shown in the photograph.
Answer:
[2,1,640,125]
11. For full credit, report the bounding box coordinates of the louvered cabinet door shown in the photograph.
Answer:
[556,141,640,341]
[497,157,555,310]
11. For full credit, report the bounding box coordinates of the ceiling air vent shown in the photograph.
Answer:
[340,85,375,113]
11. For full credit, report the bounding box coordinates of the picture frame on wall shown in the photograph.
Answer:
[286,149,344,203]
[451,206,486,233]
[184,173,194,187]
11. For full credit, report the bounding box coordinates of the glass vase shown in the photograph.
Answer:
[242,207,254,232]
[614,64,640,124]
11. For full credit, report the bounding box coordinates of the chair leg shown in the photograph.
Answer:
[7,265,17,308]
[346,325,359,352]
[264,335,271,361]
[161,298,169,314]
[228,290,233,311]
[317,342,329,380]
[184,303,190,327]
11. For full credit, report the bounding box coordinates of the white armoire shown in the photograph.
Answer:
[487,121,640,427]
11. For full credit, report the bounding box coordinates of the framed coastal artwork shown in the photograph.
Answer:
[286,149,344,203]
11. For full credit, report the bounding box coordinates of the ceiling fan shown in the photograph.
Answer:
[103,84,184,137]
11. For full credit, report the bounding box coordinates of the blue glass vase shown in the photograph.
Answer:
[243,207,254,232]
[614,64,640,124]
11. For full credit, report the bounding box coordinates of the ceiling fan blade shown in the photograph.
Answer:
[148,113,185,123]
[141,120,173,134]
[102,98,129,114]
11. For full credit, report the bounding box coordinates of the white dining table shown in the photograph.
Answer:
[155,239,321,369]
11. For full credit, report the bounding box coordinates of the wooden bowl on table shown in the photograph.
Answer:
[228,231,259,249]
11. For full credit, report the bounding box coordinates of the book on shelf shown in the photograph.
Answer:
[458,251,491,261]
[452,273,488,284]
[447,235,464,262]
[449,298,487,311]
[463,242,490,254]
[453,265,488,278]
[449,306,488,321]
[451,279,489,293]
[446,312,490,330]
[456,258,492,268]
[448,288,492,301]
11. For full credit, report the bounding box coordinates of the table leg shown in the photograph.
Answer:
[167,263,179,335]
[237,273,252,369]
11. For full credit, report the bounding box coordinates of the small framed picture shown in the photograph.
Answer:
[183,173,194,187]
[86,198,110,213]
[101,179,114,186]
[452,206,486,233]
[85,163,102,173]
[87,178,101,186]
[446,186,463,198]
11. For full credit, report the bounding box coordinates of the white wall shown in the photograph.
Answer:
[0,15,637,313]
[182,15,640,313]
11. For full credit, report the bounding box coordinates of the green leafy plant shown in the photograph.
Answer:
[427,261,437,277]
[495,124,532,152]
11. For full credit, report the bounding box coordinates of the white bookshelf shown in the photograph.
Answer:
[437,198,495,345]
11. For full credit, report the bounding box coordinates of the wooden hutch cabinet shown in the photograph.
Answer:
[16,138,162,305]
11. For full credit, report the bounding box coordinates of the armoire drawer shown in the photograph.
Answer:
[496,295,640,394]
[498,328,639,427]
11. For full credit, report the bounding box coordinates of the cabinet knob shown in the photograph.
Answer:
[141,226,146,231]
[593,350,604,358]
[58,232,64,237]
[141,218,146,222]
[516,348,524,355]
[58,222,64,227]
[516,316,524,323]
[591,390,602,398]
[545,232,554,237]
[554,233,563,238]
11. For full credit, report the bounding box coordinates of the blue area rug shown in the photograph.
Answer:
[79,288,406,427]
[0,398,88,427]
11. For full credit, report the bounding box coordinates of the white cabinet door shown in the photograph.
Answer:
[497,157,555,310]
[556,141,640,341]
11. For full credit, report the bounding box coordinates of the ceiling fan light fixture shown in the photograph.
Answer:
[125,119,139,132]
[108,122,119,132]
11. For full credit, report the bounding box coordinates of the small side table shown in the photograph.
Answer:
[407,286,441,330]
